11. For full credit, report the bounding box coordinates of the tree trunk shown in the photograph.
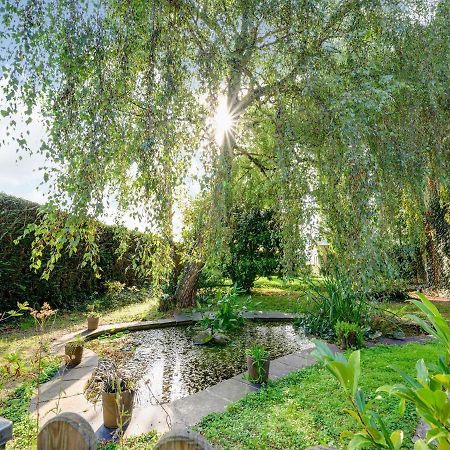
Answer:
[173,261,204,308]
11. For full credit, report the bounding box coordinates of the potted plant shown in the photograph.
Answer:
[86,301,101,330]
[65,335,85,367]
[86,361,137,429]
[246,344,270,385]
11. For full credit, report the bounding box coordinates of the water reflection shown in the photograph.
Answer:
[124,322,313,405]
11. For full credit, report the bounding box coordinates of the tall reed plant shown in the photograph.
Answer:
[297,274,371,339]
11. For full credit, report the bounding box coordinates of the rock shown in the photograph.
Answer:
[212,333,230,345]
[391,330,406,340]
[193,330,213,345]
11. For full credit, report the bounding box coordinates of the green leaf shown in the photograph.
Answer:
[390,430,403,450]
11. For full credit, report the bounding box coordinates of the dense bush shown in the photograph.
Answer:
[0,193,150,312]
[226,208,281,292]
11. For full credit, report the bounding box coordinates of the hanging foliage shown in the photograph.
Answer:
[1,0,448,303]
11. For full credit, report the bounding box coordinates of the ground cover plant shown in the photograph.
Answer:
[196,342,443,449]
[313,293,450,449]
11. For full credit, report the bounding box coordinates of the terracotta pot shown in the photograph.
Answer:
[65,345,83,367]
[102,390,135,429]
[87,316,100,330]
[247,356,270,385]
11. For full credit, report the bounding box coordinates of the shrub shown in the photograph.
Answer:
[0,193,151,312]
[296,274,371,339]
[196,285,247,333]
[335,321,364,349]
[226,208,282,292]
[313,293,450,450]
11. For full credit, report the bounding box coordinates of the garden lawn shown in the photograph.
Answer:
[196,342,442,450]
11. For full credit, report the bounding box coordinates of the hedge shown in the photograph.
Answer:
[0,193,149,312]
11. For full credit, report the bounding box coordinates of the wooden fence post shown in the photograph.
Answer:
[37,412,97,450]
[0,417,12,450]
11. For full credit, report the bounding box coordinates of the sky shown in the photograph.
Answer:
[0,92,198,237]
[0,104,49,204]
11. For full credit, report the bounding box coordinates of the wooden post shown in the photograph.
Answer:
[0,417,13,450]
[37,412,97,450]
[155,428,213,449]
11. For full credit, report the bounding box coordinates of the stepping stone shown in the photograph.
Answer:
[171,390,230,427]
[206,378,257,402]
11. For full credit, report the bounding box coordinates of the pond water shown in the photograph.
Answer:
[117,322,313,405]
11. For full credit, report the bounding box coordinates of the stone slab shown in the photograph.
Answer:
[124,404,174,435]
[267,361,300,380]
[243,311,297,321]
[32,393,95,420]
[0,417,12,446]
[55,363,96,381]
[275,353,313,370]
[171,390,230,428]
[206,378,257,402]
[30,376,88,406]
[173,312,194,324]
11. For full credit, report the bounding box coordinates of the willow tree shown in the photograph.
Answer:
[1,0,445,306]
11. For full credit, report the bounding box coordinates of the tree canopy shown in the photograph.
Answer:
[1,0,449,300]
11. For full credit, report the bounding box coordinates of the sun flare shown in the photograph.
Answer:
[214,96,234,145]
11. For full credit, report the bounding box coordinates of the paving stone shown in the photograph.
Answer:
[55,363,96,381]
[243,311,296,321]
[206,378,257,402]
[31,393,95,419]
[171,390,230,427]
[275,353,313,370]
[124,404,173,435]
[173,312,194,323]
[267,361,299,380]
[231,373,254,386]
[0,417,12,447]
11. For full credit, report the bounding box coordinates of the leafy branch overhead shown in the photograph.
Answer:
[0,0,449,294]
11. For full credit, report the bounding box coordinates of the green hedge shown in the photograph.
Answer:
[0,193,148,312]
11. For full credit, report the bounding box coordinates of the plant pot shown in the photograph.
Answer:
[87,316,100,330]
[246,356,270,385]
[102,390,135,429]
[65,345,83,367]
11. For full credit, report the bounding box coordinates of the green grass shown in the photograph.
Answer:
[388,299,450,321]
[195,342,443,450]
[1,358,60,450]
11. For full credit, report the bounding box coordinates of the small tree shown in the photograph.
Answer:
[227,209,281,292]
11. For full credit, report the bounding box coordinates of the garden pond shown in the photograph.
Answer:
[88,321,313,405]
